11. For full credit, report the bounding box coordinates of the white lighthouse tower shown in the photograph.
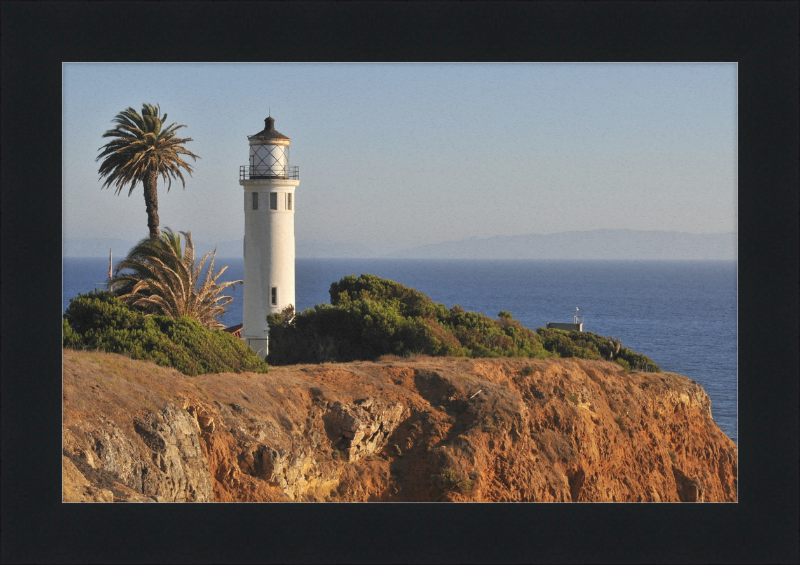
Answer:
[239,116,299,358]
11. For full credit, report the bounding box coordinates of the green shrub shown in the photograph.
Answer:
[432,467,474,493]
[566,392,578,405]
[267,274,551,365]
[536,328,660,371]
[616,358,632,371]
[264,274,660,369]
[62,318,83,350]
[668,449,677,464]
[621,349,661,372]
[535,328,601,360]
[63,290,268,376]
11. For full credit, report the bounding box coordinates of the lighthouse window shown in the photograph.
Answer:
[252,192,258,210]
[271,287,278,305]
[270,192,278,210]
[287,193,293,210]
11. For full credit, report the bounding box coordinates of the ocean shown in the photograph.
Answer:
[62,257,738,445]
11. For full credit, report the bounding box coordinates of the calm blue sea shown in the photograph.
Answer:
[63,257,738,444]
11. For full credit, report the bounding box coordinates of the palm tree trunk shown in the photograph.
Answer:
[143,170,160,239]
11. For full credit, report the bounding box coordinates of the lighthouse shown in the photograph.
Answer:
[239,116,299,358]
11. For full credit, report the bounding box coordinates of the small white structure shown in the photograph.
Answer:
[546,307,584,332]
[239,116,299,358]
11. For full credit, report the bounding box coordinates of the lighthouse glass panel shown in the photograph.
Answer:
[271,287,277,306]
[250,144,288,178]
[252,191,258,210]
[270,192,278,210]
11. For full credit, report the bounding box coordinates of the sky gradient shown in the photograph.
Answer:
[63,63,737,255]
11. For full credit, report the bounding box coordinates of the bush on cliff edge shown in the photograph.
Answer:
[267,274,551,365]
[267,274,661,370]
[63,290,268,376]
[535,327,660,372]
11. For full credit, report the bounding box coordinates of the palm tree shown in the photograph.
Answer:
[97,104,200,239]
[109,227,185,297]
[110,228,242,330]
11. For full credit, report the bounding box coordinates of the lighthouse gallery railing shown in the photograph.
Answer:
[240,165,299,180]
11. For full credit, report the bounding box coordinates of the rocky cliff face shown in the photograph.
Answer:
[62,350,737,502]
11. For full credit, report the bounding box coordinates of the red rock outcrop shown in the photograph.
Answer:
[62,350,737,502]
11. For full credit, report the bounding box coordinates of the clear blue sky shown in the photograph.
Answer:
[63,63,737,254]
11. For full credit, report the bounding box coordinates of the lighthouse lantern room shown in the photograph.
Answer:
[239,116,299,358]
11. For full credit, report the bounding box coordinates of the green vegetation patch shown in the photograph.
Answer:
[535,328,660,372]
[265,274,662,368]
[266,274,551,365]
[63,290,268,376]
[432,467,474,493]
[616,358,632,371]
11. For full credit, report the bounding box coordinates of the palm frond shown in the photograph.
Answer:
[113,228,242,329]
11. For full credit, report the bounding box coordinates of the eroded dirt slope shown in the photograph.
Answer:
[62,350,737,502]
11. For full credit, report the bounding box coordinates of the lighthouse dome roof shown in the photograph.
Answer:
[248,116,289,140]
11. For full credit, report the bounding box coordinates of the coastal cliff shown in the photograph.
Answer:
[62,349,737,502]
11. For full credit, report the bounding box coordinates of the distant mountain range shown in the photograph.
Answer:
[63,230,737,260]
[296,240,376,259]
[62,237,376,259]
[388,230,737,260]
